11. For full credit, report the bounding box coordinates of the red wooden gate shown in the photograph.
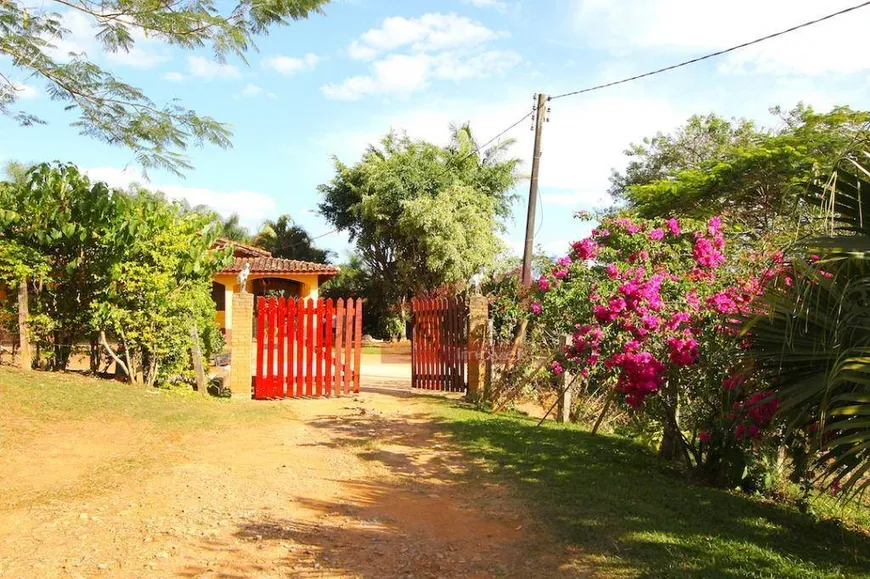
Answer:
[254,297,363,399]
[410,297,467,392]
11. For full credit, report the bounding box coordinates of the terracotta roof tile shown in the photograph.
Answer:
[220,257,340,275]
[213,238,272,257]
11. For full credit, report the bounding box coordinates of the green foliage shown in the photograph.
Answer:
[0,238,48,284]
[318,123,521,325]
[0,162,230,384]
[614,105,870,234]
[0,0,328,173]
[218,214,252,243]
[0,162,134,368]
[90,189,230,386]
[253,214,334,263]
[747,151,870,499]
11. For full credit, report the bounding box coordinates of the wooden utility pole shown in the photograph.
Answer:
[521,92,548,287]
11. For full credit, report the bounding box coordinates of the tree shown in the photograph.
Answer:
[91,189,229,386]
[0,162,133,369]
[0,0,328,173]
[612,105,870,234]
[252,214,334,262]
[219,213,252,243]
[747,151,870,499]
[318,124,521,335]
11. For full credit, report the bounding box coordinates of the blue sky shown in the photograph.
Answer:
[3,0,870,261]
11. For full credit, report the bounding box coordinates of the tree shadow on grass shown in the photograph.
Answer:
[445,411,870,578]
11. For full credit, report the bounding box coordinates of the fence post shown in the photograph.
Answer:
[557,333,572,423]
[229,291,254,399]
[466,294,488,402]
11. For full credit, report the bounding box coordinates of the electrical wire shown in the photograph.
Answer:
[550,1,870,101]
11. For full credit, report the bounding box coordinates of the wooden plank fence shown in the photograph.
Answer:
[410,297,467,392]
[254,297,363,399]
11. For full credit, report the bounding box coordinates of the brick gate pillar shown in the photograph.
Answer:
[229,292,254,399]
[466,294,488,402]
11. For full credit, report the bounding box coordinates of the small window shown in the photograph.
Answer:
[211,282,225,311]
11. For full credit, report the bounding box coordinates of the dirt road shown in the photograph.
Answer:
[0,383,581,578]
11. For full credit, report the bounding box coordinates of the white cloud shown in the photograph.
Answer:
[573,0,870,76]
[162,71,185,82]
[324,12,518,101]
[262,53,320,75]
[238,83,277,99]
[186,56,241,80]
[10,82,39,100]
[347,13,500,61]
[82,167,277,227]
[321,50,520,100]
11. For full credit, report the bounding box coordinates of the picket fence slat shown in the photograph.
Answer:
[253,296,362,399]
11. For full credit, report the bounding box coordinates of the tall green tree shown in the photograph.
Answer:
[91,188,229,386]
[318,124,521,334]
[219,213,252,243]
[1,0,328,173]
[253,214,334,262]
[0,162,133,368]
[612,105,870,233]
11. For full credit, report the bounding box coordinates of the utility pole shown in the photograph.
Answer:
[521,92,547,287]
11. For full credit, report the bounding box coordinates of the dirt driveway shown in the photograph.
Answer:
[0,378,582,578]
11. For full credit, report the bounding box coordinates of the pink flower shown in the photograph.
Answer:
[707,291,738,314]
[648,228,665,241]
[735,424,747,439]
[605,263,619,279]
[572,238,599,260]
[707,216,722,236]
[666,218,681,236]
[550,360,564,375]
[553,268,569,279]
[530,301,542,315]
[699,431,712,443]
[556,256,572,267]
[693,237,726,269]
[538,276,551,292]
[667,337,699,366]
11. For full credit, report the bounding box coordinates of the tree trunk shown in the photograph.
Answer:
[399,296,408,341]
[190,324,207,394]
[99,330,131,382]
[17,279,31,371]
[658,379,684,461]
[89,335,100,375]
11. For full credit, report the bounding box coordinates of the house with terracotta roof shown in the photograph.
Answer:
[211,239,339,339]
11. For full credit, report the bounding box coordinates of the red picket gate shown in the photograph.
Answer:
[254,297,363,399]
[410,297,467,392]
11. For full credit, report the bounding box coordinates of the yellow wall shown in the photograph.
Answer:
[212,272,322,335]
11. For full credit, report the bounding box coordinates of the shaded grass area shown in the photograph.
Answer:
[436,405,870,578]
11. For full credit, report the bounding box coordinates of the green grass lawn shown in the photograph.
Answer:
[0,367,290,445]
[436,405,870,578]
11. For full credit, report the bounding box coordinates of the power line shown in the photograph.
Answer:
[550,1,870,101]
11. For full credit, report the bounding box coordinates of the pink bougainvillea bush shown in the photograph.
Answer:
[531,213,788,486]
